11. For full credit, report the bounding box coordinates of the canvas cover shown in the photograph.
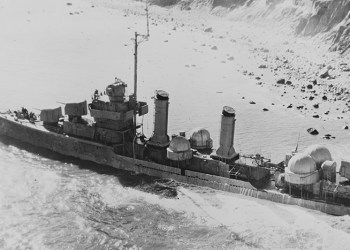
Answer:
[65,100,87,116]
[40,107,62,123]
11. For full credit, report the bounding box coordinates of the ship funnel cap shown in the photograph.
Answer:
[222,106,235,117]
[156,90,169,100]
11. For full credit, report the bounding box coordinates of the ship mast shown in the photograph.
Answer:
[133,2,150,131]
[146,3,150,37]
[133,32,139,130]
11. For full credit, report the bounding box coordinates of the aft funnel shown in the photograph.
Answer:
[214,106,237,160]
[148,90,170,147]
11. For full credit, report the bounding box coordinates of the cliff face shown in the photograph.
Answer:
[296,0,350,52]
[149,0,350,53]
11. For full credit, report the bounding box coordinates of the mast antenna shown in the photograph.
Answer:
[146,2,150,37]
[133,32,139,130]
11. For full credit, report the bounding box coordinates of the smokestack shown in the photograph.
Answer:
[148,90,170,147]
[215,106,237,160]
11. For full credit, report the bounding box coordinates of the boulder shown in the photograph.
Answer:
[307,128,319,135]
[320,70,329,79]
[276,78,285,84]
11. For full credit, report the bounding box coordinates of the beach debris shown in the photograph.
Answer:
[204,27,213,32]
[320,70,330,79]
[323,134,335,140]
[322,95,328,101]
[262,108,269,111]
[307,128,319,135]
[312,114,320,118]
[249,101,256,104]
[343,125,349,130]
[313,103,319,108]
[276,78,285,85]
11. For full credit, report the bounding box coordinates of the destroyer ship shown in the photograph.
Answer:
[2,36,350,216]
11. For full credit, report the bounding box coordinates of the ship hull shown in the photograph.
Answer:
[1,114,350,216]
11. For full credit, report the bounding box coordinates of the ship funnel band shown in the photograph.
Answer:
[156,90,169,100]
[222,106,235,117]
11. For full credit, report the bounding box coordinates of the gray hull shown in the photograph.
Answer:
[1,115,350,216]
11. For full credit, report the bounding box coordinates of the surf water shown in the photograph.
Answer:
[2,137,350,249]
[1,0,350,249]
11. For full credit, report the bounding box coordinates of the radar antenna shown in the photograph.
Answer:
[294,132,300,153]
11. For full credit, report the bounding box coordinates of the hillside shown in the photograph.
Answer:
[149,0,350,53]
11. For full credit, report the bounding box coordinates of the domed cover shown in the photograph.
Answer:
[168,136,191,152]
[156,90,169,100]
[288,153,317,175]
[190,128,212,149]
[222,106,235,117]
[304,144,332,167]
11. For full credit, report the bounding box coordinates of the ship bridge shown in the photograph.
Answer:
[62,78,148,156]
